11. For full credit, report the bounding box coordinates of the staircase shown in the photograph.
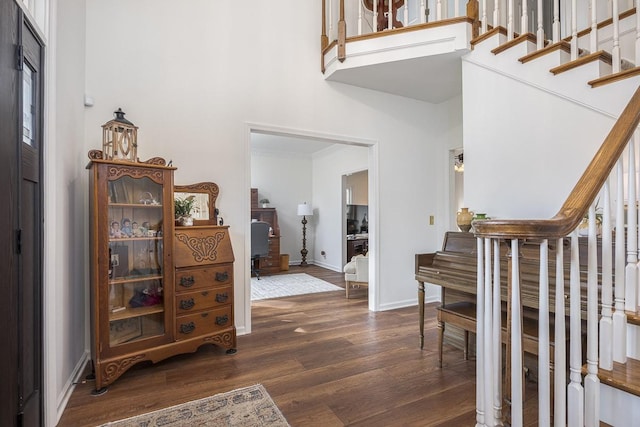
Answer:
[322,0,640,425]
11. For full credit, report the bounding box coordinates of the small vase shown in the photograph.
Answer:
[178,216,194,226]
[457,208,474,232]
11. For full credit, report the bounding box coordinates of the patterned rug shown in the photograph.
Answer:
[100,384,289,426]
[251,273,343,301]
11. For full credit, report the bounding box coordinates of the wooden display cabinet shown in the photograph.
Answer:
[87,153,237,394]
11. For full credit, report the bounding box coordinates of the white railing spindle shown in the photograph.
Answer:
[404,0,409,25]
[538,239,551,427]
[521,0,529,34]
[484,239,494,425]
[358,0,363,36]
[388,0,392,30]
[436,0,442,20]
[537,0,544,48]
[567,233,584,427]
[421,0,427,24]
[554,237,566,427]
[600,181,614,371]
[584,204,600,427]
[476,237,486,427]
[626,136,638,311]
[492,239,503,425]
[553,0,560,42]
[493,0,501,32]
[510,238,523,427]
[508,0,514,41]
[483,0,488,34]
[373,0,379,32]
[590,0,598,54]
[612,0,621,73]
[571,0,578,60]
[454,0,460,18]
[614,158,628,363]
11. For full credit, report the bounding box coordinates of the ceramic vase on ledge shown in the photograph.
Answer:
[457,207,474,232]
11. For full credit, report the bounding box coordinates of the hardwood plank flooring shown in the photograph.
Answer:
[58,265,503,426]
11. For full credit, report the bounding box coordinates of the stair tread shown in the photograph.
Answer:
[626,310,640,326]
[588,66,640,88]
[594,357,640,397]
[550,50,612,75]
[491,32,538,55]
[470,26,508,48]
[519,40,571,64]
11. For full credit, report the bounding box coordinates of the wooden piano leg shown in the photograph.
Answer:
[437,310,444,368]
[418,281,425,349]
[464,330,469,360]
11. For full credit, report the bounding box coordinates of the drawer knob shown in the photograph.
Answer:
[215,293,228,303]
[179,322,195,334]
[216,314,229,326]
[179,298,195,310]
[215,271,229,282]
[179,275,195,288]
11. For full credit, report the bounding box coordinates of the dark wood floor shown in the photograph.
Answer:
[58,265,480,426]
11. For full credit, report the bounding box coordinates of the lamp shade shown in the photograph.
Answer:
[297,203,313,216]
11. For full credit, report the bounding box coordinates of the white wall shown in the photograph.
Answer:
[48,0,88,424]
[250,149,313,265]
[462,60,617,219]
[83,0,455,326]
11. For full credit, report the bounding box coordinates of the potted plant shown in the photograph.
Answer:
[175,195,196,226]
[260,198,270,208]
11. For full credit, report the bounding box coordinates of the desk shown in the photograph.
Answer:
[347,238,368,260]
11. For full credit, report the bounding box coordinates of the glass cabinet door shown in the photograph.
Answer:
[106,174,165,346]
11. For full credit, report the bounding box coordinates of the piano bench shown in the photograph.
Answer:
[436,301,561,369]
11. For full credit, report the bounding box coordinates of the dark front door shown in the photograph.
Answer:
[0,1,44,425]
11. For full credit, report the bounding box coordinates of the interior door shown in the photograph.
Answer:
[0,1,44,425]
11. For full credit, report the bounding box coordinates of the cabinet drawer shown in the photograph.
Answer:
[175,264,233,292]
[175,306,233,340]
[175,285,233,315]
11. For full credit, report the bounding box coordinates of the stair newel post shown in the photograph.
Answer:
[626,135,637,312]
[483,238,495,425]
[492,239,504,425]
[553,237,567,427]
[338,0,346,61]
[552,0,560,43]
[589,0,598,56]
[567,232,584,427]
[521,0,529,35]
[536,0,544,48]
[507,0,514,41]
[467,0,481,39]
[475,237,486,427]
[570,0,578,60]
[509,238,523,427]
[612,0,621,73]
[538,239,551,426]
[600,182,614,371]
[613,158,628,363]
[584,203,601,427]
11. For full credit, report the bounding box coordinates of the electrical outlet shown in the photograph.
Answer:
[429,215,435,225]
[321,251,326,258]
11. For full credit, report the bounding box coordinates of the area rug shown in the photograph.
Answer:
[251,273,343,301]
[100,384,289,426]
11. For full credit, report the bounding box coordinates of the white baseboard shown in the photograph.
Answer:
[309,259,341,272]
[55,350,90,425]
[378,295,437,311]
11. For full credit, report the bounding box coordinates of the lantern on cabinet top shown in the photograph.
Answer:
[102,108,138,162]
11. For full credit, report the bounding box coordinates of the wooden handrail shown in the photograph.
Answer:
[474,86,640,239]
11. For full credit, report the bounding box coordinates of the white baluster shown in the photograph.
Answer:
[436,0,442,20]
[539,239,551,427]
[492,239,503,425]
[613,158,628,363]
[571,0,578,60]
[552,0,560,42]
[358,0,363,35]
[537,0,544,48]
[455,0,460,18]
[521,0,529,34]
[388,0,392,30]
[554,237,566,427]
[612,0,621,73]
[584,204,600,427]
[636,0,640,65]
[404,0,408,25]
[493,0,501,31]
[511,238,523,427]
[600,182,614,371]
[626,136,638,312]
[508,0,514,40]
[567,233,584,427]
[590,0,598,56]
[483,0,488,34]
[373,0,379,32]
[421,0,427,24]
[484,239,494,425]
[329,0,334,43]
[476,237,486,427]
